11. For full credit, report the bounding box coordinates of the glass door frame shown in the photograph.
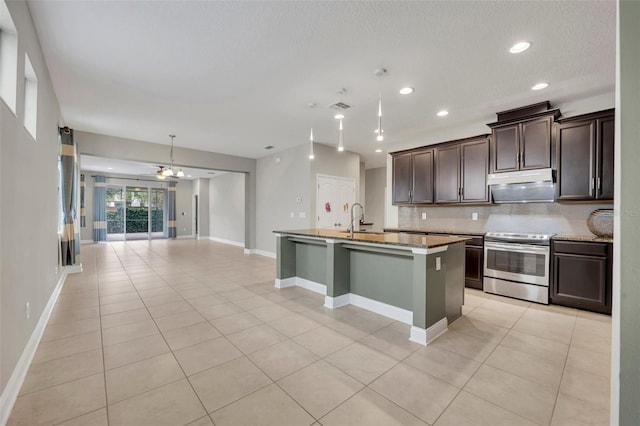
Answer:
[105,184,168,241]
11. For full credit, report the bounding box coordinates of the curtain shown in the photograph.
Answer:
[93,175,107,242]
[168,181,177,238]
[80,173,86,227]
[59,127,78,265]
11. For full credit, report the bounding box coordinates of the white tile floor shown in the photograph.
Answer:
[8,239,612,425]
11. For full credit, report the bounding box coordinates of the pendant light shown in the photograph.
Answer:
[162,134,185,177]
[337,119,344,152]
[374,68,387,143]
[376,92,383,142]
[308,128,315,160]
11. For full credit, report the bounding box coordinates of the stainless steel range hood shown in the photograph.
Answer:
[488,168,555,203]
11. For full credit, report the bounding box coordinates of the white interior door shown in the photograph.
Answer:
[316,175,355,229]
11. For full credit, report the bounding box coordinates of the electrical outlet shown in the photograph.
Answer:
[25,302,30,320]
[299,212,306,219]
[472,212,478,221]
[421,213,427,220]
[435,257,441,271]
[290,212,295,218]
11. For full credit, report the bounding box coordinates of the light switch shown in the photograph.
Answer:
[421,213,427,220]
[290,212,295,218]
[435,257,441,271]
[472,212,478,221]
[299,212,306,219]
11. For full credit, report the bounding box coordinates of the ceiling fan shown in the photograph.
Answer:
[156,134,184,179]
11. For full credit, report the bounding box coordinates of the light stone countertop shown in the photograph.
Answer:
[274,228,471,249]
[383,227,485,237]
[553,234,614,243]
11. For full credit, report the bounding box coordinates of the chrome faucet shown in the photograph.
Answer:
[349,203,365,238]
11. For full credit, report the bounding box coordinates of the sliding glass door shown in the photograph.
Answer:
[106,185,167,241]
[106,187,126,241]
[125,187,150,240]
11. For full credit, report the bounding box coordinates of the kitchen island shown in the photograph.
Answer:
[273,229,470,345]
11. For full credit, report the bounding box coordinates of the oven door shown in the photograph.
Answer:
[484,242,550,286]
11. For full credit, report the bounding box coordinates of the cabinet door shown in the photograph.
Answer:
[392,153,412,204]
[551,253,610,314]
[492,124,520,172]
[464,246,483,289]
[434,144,461,203]
[412,150,434,204]
[461,139,489,203]
[596,115,615,200]
[520,117,552,170]
[556,120,596,200]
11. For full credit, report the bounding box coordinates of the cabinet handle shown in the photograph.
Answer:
[516,152,519,166]
[520,152,524,165]
[591,178,595,191]
[597,177,601,192]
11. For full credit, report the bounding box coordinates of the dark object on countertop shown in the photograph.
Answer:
[587,209,613,238]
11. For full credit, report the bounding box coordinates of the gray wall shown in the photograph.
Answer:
[192,178,209,238]
[256,144,311,254]
[174,179,192,237]
[309,143,361,228]
[255,142,361,255]
[79,172,193,240]
[365,167,386,230]
[75,131,257,248]
[0,0,62,395]
[615,1,640,423]
[398,202,613,236]
[209,172,245,244]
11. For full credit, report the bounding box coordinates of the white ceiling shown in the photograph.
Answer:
[28,1,615,168]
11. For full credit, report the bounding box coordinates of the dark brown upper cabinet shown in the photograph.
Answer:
[489,102,560,173]
[434,136,490,204]
[555,109,614,201]
[392,148,433,205]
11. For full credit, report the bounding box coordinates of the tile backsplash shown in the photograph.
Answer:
[399,203,614,236]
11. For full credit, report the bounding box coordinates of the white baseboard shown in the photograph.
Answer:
[425,317,448,345]
[245,249,276,258]
[274,277,296,289]
[208,236,244,247]
[0,268,69,425]
[295,278,327,295]
[80,240,94,244]
[410,326,427,346]
[349,294,413,325]
[324,293,350,309]
[176,235,196,239]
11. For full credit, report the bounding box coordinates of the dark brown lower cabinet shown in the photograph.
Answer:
[550,240,612,314]
[464,244,484,290]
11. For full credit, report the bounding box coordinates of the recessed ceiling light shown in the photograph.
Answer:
[509,41,530,54]
[437,110,449,117]
[334,114,344,119]
[375,149,383,153]
[399,87,414,95]
[107,167,113,170]
[187,175,192,178]
[531,82,549,91]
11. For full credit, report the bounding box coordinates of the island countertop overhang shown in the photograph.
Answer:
[273,228,471,249]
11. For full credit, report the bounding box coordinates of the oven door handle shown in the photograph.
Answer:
[485,242,550,253]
